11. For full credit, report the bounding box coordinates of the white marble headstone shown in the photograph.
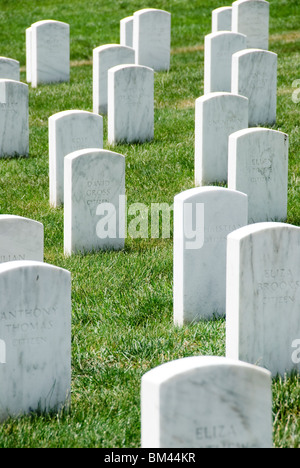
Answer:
[133,8,171,71]
[232,0,269,50]
[231,49,277,126]
[0,260,71,421]
[120,16,134,47]
[228,128,289,223]
[212,6,232,32]
[173,186,248,325]
[25,27,32,83]
[141,356,273,448]
[0,79,29,157]
[93,44,135,115]
[195,92,248,185]
[49,110,103,207]
[31,20,70,87]
[226,222,300,377]
[0,57,20,81]
[204,31,247,94]
[108,64,154,145]
[64,148,125,255]
[0,215,44,263]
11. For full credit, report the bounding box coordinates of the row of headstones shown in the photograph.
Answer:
[0,1,278,157]
[0,19,71,424]
[0,7,170,419]
[173,188,300,378]
[49,110,286,256]
[212,0,269,49]
[25,9,171,87]
[198,0,280,217]
[142,220,300,448]
[0,52,128,419]
[0,216,69,421]
[92,7,171,143]
[204,2,276,128]
[195,94,288,223]
[0,13,123,423]
[47,9,171,249]
[204,41,277,128]
[94,7,171,114]
[142,0,299,449]
[0,69,153,157]
[1,192,299,378]
[0,1,298,448]
[0,8,170,157]
[0,18,30,155]
[0,213,299,447]
[0,145,113,418]
[48,110,125,254]
[0,0,268,88]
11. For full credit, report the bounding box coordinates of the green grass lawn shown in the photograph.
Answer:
[0,0,299,448]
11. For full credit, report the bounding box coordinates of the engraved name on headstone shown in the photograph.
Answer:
[0,260,71,421]
[141,356,273,448]
[0,57,20,81]
[226,222,300,377]
[0,215,44,263]
[64,148,125,255]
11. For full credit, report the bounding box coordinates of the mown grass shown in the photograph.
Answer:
[0,0,299,448]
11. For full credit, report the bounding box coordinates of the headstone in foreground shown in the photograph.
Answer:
[141,356,273,448]
[0,260,71,421]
